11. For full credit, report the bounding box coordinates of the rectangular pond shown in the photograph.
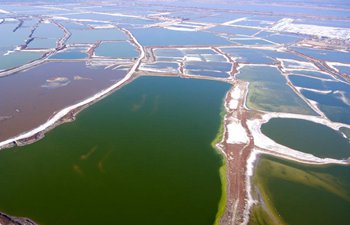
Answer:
[292,47,350,64]
[94,41,138,58]
[236,66,316,115]
[49,47,89,60]
[67,28,127,44]
[221,47,305,64]
[0,51,43,71]
[300,89,350,124]
[131,28,231,46]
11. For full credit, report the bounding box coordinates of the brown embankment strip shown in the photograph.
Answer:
[219,81,255,225]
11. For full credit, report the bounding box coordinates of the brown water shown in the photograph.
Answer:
[0,61,128,141]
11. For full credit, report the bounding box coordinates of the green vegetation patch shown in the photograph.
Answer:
[249,155,350,225]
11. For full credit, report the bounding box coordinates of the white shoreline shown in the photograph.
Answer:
[242,150,258,225]
[0,29,145,150]
[247,115,350,165]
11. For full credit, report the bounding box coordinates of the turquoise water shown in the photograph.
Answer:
[0,51,43,71]
[0,76,230,225]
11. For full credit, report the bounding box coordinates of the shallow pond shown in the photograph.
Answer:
[94,41,138,58]
[261,118,350,159]
[250,154,350,225]
[0,77,229,225]
[67,28,127,44]
[132,28,231,46]
[292,47,350,64]
[236,66,315,115]
[49,48,89,60]
[0,61,128,141]
[0,51,43,71]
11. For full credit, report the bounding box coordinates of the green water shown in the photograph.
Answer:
[236,66,316,115]
[261,118,350,159]
[340,127,350,140]
[249,155,350,225]
[0,76,230,225]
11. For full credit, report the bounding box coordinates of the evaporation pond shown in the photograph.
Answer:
[67,28,127,44]
[261,118,350,159]
[0,51,43,71]
[94,41,138,58]
[292,47,350,64]
[252,154,350,225]
[49,48,89,60]
[0,61,128,141]
[236,66,315,114]
[0,76,230,225]
[132,28,231,46]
